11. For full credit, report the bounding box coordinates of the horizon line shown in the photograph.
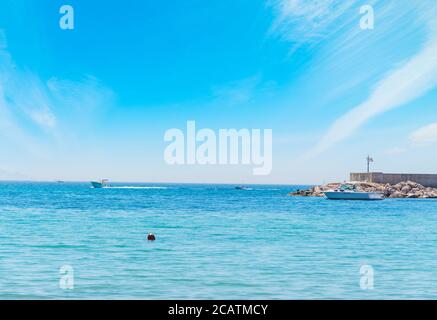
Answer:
[0,179,318,186]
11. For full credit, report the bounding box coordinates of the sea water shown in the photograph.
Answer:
[0,182,436,299]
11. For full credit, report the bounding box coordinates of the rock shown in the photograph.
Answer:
[424,191,437,198]
[325,183,341,190]
[406,193,419,198]
[401,185,411,193]
[389,191,405,198]
[384,187,395,197]
[288,180,437,199]
[393,184,402,191]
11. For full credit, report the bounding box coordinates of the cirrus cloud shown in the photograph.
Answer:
[307,1,437,156]
[410,123,437,146]
[0,29,115,156]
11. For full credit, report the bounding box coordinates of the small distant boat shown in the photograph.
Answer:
[91,179,109,189]
[235,186,251,190]
[324,184,384,200]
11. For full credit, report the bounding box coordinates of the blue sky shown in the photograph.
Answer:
[1,0,437,184]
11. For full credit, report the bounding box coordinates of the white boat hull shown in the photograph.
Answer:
[324,191,384,200]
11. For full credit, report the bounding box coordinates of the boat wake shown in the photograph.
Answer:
[102,186,169,189]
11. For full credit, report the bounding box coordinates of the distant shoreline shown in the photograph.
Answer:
[0,180,316,186]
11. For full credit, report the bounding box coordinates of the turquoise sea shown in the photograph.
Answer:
[0,182,436,299]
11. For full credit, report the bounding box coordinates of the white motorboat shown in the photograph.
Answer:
[324,184,384,200]
[90,179,109,189]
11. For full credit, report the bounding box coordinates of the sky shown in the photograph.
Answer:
[0,0,437,184]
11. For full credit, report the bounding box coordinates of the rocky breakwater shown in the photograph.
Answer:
[290,181,437,199]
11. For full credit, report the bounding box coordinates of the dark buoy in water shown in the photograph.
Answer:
[147,233,156,241]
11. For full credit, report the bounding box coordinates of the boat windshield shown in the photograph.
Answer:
[339,184,356,191]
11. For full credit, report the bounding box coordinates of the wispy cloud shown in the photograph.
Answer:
[269,0,355,47]
[0,30,114,158]
[384,147,408,155]
[308,2,437,156]
[47,76,114,114]
[6,71,57,131]
[210,75,264,106]
[410,123,437,146]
